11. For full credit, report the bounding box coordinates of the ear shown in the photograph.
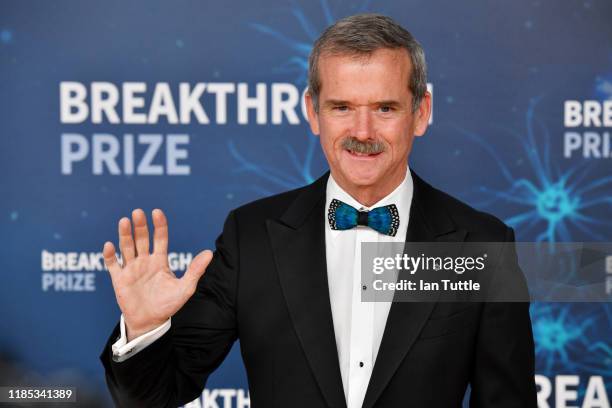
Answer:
[413,91,432,137]
[305,91,320,136]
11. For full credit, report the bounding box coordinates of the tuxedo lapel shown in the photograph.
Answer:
[362,170,467,408]
[266,172,347,408]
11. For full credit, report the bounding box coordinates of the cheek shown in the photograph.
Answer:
[319,121,348,151]
[317,132,342,166]
[381,121,413,154]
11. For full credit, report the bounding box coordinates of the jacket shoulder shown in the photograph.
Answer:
[230,184,310,223]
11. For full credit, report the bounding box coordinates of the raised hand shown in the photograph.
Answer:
[103,208,212,341]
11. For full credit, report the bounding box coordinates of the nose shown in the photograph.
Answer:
[352,107,373,141]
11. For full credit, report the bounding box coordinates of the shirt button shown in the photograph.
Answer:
[359,361,364,368]
[362,285,367,290]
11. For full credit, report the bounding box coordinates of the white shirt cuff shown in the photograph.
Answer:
[111,314,171,362]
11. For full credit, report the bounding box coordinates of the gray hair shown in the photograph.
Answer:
[308,13,427,113]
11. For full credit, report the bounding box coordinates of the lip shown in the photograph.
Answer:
[344,149,383,160]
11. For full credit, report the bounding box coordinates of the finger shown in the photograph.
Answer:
[118,217,135,266]
[152,209,168,255]
[103,241,121,276]
[180,250,213,297]
[131,208,150,256]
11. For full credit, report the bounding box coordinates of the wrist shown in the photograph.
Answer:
[125,319,167,342]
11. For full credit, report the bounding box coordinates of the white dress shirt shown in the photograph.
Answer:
[112,168,413,408]
[324,169,412,408]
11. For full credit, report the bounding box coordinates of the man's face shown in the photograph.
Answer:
[306,48,431,194]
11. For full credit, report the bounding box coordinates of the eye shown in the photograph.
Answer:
[334,105,348,111]
[379,105,393,113]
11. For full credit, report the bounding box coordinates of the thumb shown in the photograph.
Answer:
[181,249,213,295]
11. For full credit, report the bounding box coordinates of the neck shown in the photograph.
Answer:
[332,166,408,207]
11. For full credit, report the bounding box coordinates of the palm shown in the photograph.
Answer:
[103,209,212,338]
[114,254,181,326]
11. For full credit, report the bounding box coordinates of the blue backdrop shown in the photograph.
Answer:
[1,1,610,406]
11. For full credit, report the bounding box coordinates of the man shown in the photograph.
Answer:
[100,14,537,407]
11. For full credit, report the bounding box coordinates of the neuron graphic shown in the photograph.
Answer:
[457,97,612,392]
[531,303,612,375]
[457,96,612,243]
[530,302,612,395]
[228,0,373,194]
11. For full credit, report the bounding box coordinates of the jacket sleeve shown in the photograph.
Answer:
[99,210,240,408]
[469,227,538,407]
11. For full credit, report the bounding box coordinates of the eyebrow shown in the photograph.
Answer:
[322,99,404,108]
[375,100,402,108]
[322,99,351,108]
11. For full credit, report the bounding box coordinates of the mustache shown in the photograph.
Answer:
[341,137,386,154]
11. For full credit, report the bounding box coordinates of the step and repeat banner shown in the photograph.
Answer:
[1,1,610,407]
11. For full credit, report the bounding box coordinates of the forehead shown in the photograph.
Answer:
[317,48,412,102]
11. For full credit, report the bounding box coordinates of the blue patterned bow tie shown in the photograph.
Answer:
[328,199,400,236]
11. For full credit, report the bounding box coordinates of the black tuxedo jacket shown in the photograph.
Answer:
[100,170,537,407]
